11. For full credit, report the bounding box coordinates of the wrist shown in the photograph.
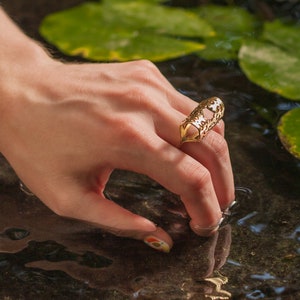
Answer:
[0,9,59,153]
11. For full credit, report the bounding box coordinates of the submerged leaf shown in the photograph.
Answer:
[239,39,300,101]
[192,5,260,60]
[278,107,300,159]
[39,1,211,62]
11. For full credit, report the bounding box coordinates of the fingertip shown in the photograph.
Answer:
[144,236,171,253]
[190,217,224,237]
[143,227,173,253]
[191,224,219,237]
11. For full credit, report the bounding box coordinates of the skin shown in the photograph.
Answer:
[0,7,235,252]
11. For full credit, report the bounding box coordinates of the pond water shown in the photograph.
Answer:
[0,1,299,299]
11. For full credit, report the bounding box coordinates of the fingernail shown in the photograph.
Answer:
[229,200,237,209]
[144,236,170,253]
[193,217,224,237]
[223,200,237,216]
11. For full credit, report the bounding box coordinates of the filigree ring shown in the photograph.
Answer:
[179,97,224,145]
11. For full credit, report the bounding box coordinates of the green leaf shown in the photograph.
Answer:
[239,39,300,101]
[192,5,260,60]
[39,1,211,62]
[194,5,259,35]
[102,0,214,38]
[262,20,300,60]
[277,107,300,159]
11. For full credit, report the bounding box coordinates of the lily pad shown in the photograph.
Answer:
[277,107,300,159]
[239,39,300,101]
[39,1,213,62]
[102,0,214,38]
[192,5,260,60]
[262,20,300,60]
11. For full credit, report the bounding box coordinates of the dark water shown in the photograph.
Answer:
[0,1,299,299]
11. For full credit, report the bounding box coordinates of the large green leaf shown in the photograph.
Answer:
[102,0,214,38]
[262,20,300,60]
[239,39,300,101]
[192,5,260,60]
[277,107,300,159]
[39,1,212,62]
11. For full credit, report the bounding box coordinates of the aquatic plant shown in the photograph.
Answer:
[39,0,211,62]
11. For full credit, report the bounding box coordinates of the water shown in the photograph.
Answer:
[1,1,300,299]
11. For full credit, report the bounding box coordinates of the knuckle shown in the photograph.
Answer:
[135,59,158,72]
[123,127,141,144]
[125,86,160,115]
[115,117,152,150]
[51,197,74,218]
[184,164,212,191]
[194,168,212,190]
[127,85,149,105]
[130,60,161,85]
[208,133,229,158]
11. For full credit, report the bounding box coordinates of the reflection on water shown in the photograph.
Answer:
[204,272,231,300]
[237,211,258,226]
[1,158,299,299]
[0,173,235,298]
[1,227,30,240]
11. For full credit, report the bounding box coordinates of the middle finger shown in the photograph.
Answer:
[154,100,235,210]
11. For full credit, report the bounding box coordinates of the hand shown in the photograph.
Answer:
[0,10,235,252]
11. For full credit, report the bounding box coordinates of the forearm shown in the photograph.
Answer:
[0,7,35,56]
[0,7,53,151]
[0,7,48,75]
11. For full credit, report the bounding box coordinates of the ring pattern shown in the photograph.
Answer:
[179,97,225,145]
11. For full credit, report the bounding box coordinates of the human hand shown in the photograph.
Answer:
[0,23,234,252]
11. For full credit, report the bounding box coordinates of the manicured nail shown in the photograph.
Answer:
[193,217,224,237]
[144,236,170,253]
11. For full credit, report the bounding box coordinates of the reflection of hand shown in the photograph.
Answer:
[0,213,232,299]
[201,224,232,277]
[201,225,232,299]
[0,8,235,251]
[125,224,233,298]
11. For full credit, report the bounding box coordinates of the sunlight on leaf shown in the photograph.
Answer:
[262,20,300,60]
[39,1,211,62]
[278,107,300,159]
[103,0,214,38]
[239,39,300,101]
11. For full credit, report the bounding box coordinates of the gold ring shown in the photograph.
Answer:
[179,97,224,145]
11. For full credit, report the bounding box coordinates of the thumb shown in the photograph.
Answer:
[56,189,173,253]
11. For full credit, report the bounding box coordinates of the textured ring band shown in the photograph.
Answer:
[179,97,225,145]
